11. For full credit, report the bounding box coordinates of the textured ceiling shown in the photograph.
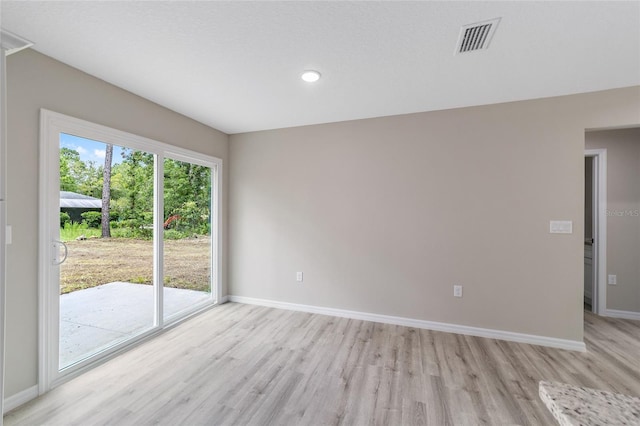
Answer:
[1,1,639,134]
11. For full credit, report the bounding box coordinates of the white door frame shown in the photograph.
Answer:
[39,109,223,393]
[0,33,7,423]
[584,149,607,316]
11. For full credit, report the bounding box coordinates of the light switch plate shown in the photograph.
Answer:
[5,225,11,245]
[549,220,573,234]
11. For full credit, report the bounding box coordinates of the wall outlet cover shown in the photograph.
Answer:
[453,285,463,298]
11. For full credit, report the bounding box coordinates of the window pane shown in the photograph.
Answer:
[59,134,155,369]
[162,157,212,319]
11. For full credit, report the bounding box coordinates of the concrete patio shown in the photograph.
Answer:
[60,282,211,368]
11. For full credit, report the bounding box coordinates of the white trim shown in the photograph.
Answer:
[219,295,229,304]
[39,109,224,393]
[605,309,640,321]
[0,34,8,426]
[3,385,38,414]
[38,110,58,395]
[213,163,223,304]
[585,149,607,316]
[0,29,33,56]
[228,296,586,352]
[153,155,164,326]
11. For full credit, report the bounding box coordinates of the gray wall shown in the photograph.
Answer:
[6,50,229,397]
[6,47,640,401]
[586,128,640,313]
[230,87,640,344]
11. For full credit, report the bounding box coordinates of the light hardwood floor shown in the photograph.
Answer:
[5,303,640,425]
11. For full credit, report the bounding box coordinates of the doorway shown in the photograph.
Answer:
[586,127,640,321]
[584,156,594,311]
[39,110,222,392]
[584,149,607,316]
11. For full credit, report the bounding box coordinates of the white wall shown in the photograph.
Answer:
[586,128,640,313]
[5,50,229,398]
[229,87,640,343]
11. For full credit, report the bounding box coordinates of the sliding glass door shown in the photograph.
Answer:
[163,157,213,320]
[58,135,156,369]
[40,110,221,391]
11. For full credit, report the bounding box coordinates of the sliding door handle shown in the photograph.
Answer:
[53,240,68,265]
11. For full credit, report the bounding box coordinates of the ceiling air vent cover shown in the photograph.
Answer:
[456,18,501,54]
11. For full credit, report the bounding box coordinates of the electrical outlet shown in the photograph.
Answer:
[608,274,617,285]
[296,271,303,282]
[453,285,463,298]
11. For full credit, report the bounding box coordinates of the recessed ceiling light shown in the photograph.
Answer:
[301,70,321,83]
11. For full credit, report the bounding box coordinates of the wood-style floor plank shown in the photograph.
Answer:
[4,305,640,425]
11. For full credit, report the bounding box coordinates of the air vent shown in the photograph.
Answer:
[455,18,500,54]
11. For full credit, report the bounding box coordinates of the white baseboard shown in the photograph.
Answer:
[4,385,38,413]
[228,295,586,352]
[605,309,640,321]
[219,295,229,304]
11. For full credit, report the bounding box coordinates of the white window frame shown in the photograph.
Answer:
[38,109,223,393]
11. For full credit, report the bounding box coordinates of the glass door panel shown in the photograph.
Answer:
[59,134,155,369]
[162,157,212,320]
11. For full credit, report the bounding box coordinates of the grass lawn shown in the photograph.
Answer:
[60,236,211,294]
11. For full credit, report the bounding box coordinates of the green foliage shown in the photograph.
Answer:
[59,148,78,192]
[60,147,103,197]
[111,227,152,240]
[60,211,71,227]
[111,218,141,229]
[109,217,152,239]
[60,145,212,240]
[81,211,102,228]
[59,222,100,242]
[163,229,187,240]
[164,158,211,236]
[110,149,154,222]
